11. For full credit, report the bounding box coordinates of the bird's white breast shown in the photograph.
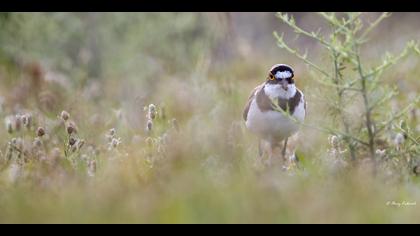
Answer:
[245,89,305,143]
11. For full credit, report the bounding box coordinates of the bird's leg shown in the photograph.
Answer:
[283,134,302,170]
[258,139,263,157]
[266,141,274,166]
[282,138,288,161]
[255,139,270,167]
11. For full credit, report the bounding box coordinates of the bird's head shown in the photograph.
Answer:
[266,64,295,91]
[266,64,296,98]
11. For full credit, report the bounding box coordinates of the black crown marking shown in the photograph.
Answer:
[269,64,294,79]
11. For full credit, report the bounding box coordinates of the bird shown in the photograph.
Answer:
[243,64,306,164]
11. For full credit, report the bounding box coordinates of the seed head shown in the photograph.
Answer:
[69,137,77,146]
[77,139,85,150]
[111,138,121,148]
[37,127,46,137]
[11,138,23,150]
[11,138,17,146]
[106,128,116,142]
[67,126,74,135]
[146,119,153,132]
[148,104,156,120]
[66,122,77,135]
[148,104,156,114]
[61,110,70,121]
[5,117,13,134]
[22,114,32,129]
[14,115,22,132]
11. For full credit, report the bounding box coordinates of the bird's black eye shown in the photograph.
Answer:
[268,73,275,81]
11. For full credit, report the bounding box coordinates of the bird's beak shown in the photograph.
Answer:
[281,80,289,91]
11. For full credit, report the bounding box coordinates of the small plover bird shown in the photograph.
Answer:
[243,64,306,163]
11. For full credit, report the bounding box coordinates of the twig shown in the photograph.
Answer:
[273,32,333,79]
[270,99,369,146]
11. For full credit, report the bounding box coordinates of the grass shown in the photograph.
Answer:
[0,12,419,223]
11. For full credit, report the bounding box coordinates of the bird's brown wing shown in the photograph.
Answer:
[243,84,264,121]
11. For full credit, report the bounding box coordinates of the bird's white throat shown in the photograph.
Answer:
[264,83,297,99]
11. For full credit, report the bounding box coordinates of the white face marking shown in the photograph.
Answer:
[275,71,292,79]
[264,83,297,100]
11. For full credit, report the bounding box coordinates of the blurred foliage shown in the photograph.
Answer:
[0,13,222,82]
[275,12,419,173]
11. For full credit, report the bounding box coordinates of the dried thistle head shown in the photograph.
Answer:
[77,139,85,150]
[148,104,156,114]
[37,127,46,137]
[5,117,13,134]
[111,138,121,148]
[61,110,70,121]
[106,128,116,142]
[14,115,22,132]
[11,138,23,150]
[22,114,32,130]
[146,118,153,133]
[66,121,77,135]
[107,137,122,150]
[69,137,77,146]
[148,104,157,120]
[71,144,78,153]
